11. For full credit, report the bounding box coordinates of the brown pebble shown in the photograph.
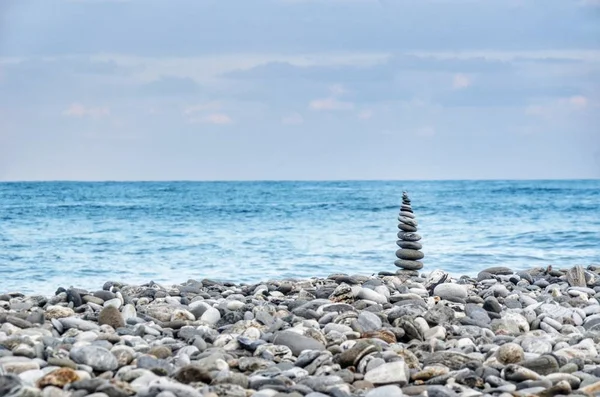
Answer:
[173,364,212,384]
[37,368,80,388]
[148,345,172,359]
[353,380,374,391]
[361,330,397,344]
[98,306,125,329]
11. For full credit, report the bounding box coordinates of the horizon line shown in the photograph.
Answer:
[1,177,599,183]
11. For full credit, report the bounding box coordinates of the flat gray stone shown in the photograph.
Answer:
[424,305,455,325]
[300,375,345,393]
[433,283,467,300]
[480,266,513,275]
[58,317,100,332]
[394,260,423,270]
[396,241,422,250]
[69,345,118,372]
[0,357,40,374]
[520,355,559,376]
[397,223,418,232]
[357,311,382,332]
[398,216,418,227]
[465,304,491,324]
[273,331,326,356]
[364,360,409,385]
[366,385,403,397]
[397,232,421,241]
[395,249,424,261]
[520,338,552,355]
[357,288,388,304]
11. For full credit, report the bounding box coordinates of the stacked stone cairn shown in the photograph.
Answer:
[395,191,424,271]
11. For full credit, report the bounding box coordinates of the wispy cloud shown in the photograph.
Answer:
[568,95,588,108]
[63,103,110,119]
[452,73,471,89]
[525,95,591,118]
[184,102,233,124]
[309,98,355,111]
[192,113,233,125]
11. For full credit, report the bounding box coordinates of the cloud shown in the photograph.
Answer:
[191,113,233,125]
[183,102,233,124]
[309,98,354,111]
[525,95,591,118]
[452,73,471,89]
[307,83,354,111]
[358,109,373,119]
[63,102,110,119]
[281,113,304,125]
[224,54,510,83]
[223,51,594,108]
[569,95,588,108]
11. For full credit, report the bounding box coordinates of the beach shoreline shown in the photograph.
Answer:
[2,265,600,397]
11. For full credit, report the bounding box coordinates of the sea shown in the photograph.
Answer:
[1,180,599,296]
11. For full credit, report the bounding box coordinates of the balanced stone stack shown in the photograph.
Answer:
[395,191,424,271]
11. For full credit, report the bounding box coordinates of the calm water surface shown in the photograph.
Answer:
[1,180,599,295]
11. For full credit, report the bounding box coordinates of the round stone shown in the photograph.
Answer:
[98,306,125,329]
[397,223,418,232]
[496,343,524,365]
[394,260,423,270]
[397,232,421,241]
[399,211,415,219]
[398,216,418,227]
[396,249,424,261]
[396,241,422,250]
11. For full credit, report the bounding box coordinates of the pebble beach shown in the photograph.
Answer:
[3,265,600,397]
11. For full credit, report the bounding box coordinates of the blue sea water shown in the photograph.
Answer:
[1,180,599,295]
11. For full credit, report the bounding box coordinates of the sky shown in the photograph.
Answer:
[0,0,599,181]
